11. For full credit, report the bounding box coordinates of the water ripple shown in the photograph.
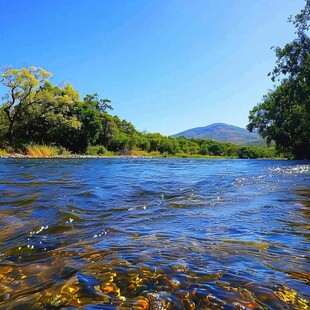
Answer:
[0,158,309,309]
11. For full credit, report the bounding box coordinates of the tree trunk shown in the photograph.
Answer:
[8,120,15,144]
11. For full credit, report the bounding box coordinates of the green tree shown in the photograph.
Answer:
[200,142,210,155]
[0,108,8,146]
[136,135,151,151]
[177,136,189,154]
[83,93,112,113]
[99,114,119,149]
[187,140,199,155]
[226,145,238,157]
[147,133,163,152]
[13,81,82,150]
[112,132,130,153]
[158,137,180,155]
[0,67,52,143]
[209,143,225,156]
[247,1,310,159]
[0,67,83,149]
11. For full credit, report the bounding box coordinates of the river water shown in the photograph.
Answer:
[0,158,309,309]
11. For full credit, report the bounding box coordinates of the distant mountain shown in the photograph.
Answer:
[172,123,266,146]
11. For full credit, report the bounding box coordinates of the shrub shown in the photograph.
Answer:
[57,147,71,155]
[86,145,109,156]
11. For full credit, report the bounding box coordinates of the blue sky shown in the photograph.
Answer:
[0,0,305,135]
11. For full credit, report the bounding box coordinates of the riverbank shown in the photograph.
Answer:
[0,154,152,159]
[0,153,285,160]
[0,151,240,159]
[0,145,280,160]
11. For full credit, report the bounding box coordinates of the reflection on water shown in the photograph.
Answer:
[0,158,309,309]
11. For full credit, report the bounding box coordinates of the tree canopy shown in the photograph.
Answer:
[1,67,52,142]
[247,0,310,159]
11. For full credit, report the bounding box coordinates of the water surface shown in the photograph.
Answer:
[0,158,309,309]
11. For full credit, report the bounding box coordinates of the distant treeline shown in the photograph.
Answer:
[0,67,275,158]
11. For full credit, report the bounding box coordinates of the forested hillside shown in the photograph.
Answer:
[173,123,265,146]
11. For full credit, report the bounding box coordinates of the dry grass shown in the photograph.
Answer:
[0,149,8,156]
[25,145,58,157]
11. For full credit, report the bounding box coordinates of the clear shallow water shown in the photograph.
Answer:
[0,158,309,309]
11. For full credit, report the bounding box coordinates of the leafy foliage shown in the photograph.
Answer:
[0,66,275,158]
[248,0,310,159]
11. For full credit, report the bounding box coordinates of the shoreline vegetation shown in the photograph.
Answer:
[0,143,280,160]
[0,154,285,160]
[0,144,282,160]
